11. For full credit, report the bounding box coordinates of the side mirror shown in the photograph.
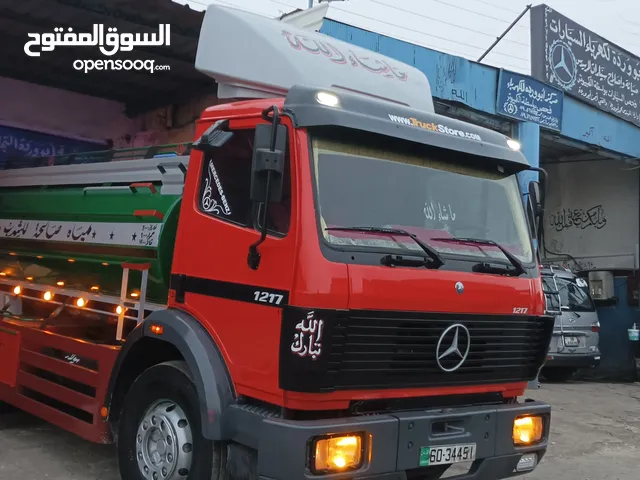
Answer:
[247,105,287,270]
[527,167,548,218]
[525,193,538,243]
[528,181,543,217]
[528,180,543,244]
[250,123,286,204]
[192,119,233,153]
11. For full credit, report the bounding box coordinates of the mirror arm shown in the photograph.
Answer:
[248,171,272,270]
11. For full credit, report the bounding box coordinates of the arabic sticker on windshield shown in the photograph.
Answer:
[576,278,588,288]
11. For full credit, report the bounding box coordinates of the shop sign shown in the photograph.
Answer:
[530,4,640,127]
[496,70,564,131]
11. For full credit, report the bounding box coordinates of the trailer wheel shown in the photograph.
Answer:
[117,361,217,480]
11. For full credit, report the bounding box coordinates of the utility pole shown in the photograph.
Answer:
[477,4,532,63]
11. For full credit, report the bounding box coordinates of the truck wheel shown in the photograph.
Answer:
[117,361,218,480]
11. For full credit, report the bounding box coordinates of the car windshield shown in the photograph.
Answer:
[556,277,595,312]
[309,128,534,264]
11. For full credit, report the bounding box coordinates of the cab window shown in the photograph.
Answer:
[197,127,291,235]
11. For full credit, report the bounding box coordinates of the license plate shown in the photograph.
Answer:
[419,443,476,467]
[563,336,579,347]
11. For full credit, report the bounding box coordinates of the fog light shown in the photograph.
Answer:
[513,415,544,446]
[515,453,538,472]
[312,434,364,473]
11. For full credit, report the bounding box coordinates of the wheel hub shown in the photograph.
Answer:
[136,400,193,479]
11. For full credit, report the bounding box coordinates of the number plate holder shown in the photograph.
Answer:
[419,443,476,467]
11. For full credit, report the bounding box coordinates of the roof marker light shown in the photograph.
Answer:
[316,91,340,108]
[507,138,521,151]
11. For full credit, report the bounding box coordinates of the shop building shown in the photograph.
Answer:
[2,0,639,376]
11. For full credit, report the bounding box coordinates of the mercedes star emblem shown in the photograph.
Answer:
[436,324,471,372]
[455,281,464,294]
[548,40,577,89]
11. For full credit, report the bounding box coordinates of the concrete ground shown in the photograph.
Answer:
[0,382,639,479]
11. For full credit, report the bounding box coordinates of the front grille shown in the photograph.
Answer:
[326,312,553,390]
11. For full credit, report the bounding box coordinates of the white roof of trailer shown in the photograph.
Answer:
[195,4,434,112]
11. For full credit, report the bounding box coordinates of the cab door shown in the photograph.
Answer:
[170,116,297,398]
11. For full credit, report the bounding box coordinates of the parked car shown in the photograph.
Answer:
[541,265,601,381]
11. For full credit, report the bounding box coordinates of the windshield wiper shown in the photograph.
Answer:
[325,226,445,268]
[430,237,526,276]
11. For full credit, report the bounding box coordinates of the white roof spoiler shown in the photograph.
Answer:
[195,4,434,112]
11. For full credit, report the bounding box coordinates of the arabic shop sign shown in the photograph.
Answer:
[531,4,640,127]
[496,70,564,131]
[0,125,103,168]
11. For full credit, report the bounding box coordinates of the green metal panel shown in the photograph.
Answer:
[0,183,182,303]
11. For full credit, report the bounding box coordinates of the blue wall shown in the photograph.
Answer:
[596,277,640,378]
[320,20,640,160]
[562,97,640,159]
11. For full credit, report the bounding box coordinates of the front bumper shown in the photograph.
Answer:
[252,400,551,480]
[545,353,601,368]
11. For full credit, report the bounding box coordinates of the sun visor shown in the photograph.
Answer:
[195,5,434,112]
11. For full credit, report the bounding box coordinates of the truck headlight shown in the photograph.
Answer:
[513,415,544,446]
[311,433,366,473]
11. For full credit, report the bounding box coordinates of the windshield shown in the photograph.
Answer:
[310,128,534,264]
[556,277,595,312]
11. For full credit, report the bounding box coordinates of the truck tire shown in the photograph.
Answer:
[117,361,222,480]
